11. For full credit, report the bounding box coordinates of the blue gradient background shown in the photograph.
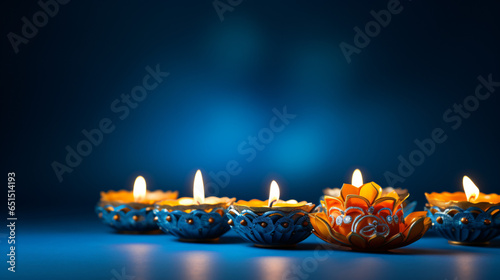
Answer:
[2,0,500,229]
[3,1,500,280]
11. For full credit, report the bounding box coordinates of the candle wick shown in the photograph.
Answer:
[269,199,277,208]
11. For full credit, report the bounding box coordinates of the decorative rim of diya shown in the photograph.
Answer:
[95,204,161,233]
[232,199,316,213]
[323,187,409,200]
[425,192,500,211]
[99,189,179,205]
[155,197,236,211]
[98,201,158,210]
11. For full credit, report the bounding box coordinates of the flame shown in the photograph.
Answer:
[352,169,363,188]
[193,170,205,204]
[133,176,147,202]
[268,180,280,207]
[463,176,480,202]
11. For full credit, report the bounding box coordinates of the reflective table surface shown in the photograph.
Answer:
[3,219,499,280]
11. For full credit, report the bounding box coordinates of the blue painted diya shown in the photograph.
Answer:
[425,190,500,245]
[96,189,178,233]
[227,199,316,247]
[154,197,236,242]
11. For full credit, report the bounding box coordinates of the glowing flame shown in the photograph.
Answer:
[463,176,480,202]
[268,180,280,207]
[352,169,363,188]
[133,176,147,202]
[193,170,205,204]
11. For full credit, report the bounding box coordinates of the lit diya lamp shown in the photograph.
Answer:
[310,169,431,251]
[425,175,500,245]
[227,180,316,247]
[153,170,235,242]
[96,176,178,233]
[321,170,417,217]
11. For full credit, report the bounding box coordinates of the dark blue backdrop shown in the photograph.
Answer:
[2,0,500,221]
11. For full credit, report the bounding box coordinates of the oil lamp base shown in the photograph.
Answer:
[154,208,232,241]
[426,205,500,244]
[227,207,313,247]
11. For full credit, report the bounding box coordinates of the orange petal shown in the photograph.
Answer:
[344,194,370,209]
[309,213,349,246]
[341,184,360,201]
[383,233,405,250]
[401,214,431,246]
[324,196,343,212]
[347,232,367,250]
[402,218,425,245]
[373,197,397,212]
[359,182,382,204]
[317,212,350,245]
[368,235,386,249]
[309,213,337,244]
[404,211,427,225]
[396,192,410,210]
[385,190,400,200]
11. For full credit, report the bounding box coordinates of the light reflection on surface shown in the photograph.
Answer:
[254,257,293,280]
[340,257,385,279]
[113,243,157,280]
[180,251,218,280]
[454,253,477,280]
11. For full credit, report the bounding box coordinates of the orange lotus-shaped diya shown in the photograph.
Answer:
[310,169,431,251]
